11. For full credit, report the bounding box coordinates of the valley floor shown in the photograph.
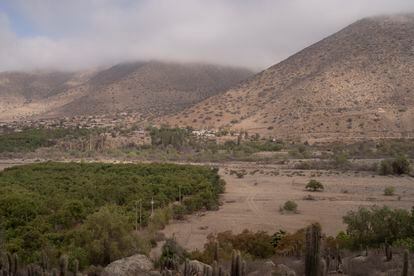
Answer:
[2,159,414,255]
[159,163,414,251]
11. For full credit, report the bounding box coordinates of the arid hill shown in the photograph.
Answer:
[164,14,414,143]
[0,61,252,122]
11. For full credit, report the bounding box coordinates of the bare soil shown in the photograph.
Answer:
[160,163,414,251]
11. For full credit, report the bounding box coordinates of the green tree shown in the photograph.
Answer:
[342,206,412,249]
[72,205,140,266]
[305,180,324,192]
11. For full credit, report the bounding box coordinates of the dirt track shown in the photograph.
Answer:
[160,163,414,251]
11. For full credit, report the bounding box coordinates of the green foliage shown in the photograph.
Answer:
[393,237,414,252]
[172,204,187,220]
[342,206,414,249]
[305,180,324,192]
[159,238,187,270]
[379,156,411,175]
[0,162,224,266]
[383,186,395,196]
[191,230,274,263]
[392,155,411,175]
[149,127,190,149]
[331,151,350,168]
[0,128,90,153]
[282,201,298,213]
[379,159,394,175]
[72,205,139,266]
[270,230,287,248]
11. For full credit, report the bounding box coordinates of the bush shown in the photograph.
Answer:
[172,204,187,220]
[392,155,411,175]
[73,205,140,266]
[379,156,411,175]
[281,201,298,213]
[159,238,187,270]
[383,186,395,196]
[379,159,393,175]
[393,237,414,252]
[191,230,275,262]
[305,180,324,192]
[342,206,413,249]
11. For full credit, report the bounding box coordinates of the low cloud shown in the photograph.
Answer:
[1,0,414,72]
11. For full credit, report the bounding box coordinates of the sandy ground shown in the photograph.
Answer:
[159,163,414,252]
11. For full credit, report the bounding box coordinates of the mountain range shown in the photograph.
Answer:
[2,14,414,143]
[0,62,252,122]
[163,14,414,142]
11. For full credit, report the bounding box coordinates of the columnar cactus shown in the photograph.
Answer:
[230,250,244,276]
[41,252,49,272]
[212,260,219,276]
[73,259,79,276]
[384,240,392,261]
[305,224,321,276]
[11,253,19,276]
[51,268,59,276]
[402,249,408,276]
[214,241,219,263]
[59,255,68,276]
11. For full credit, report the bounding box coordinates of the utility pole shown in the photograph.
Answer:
[135,200,138,231]
[150,197,155,218]
[139,199,142,231]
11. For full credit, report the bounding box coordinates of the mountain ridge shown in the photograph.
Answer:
[162,14,414,143]
[0,61,253,122]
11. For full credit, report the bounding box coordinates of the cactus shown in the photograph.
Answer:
[305,224,321,276]
[73,259,79,276]
[11,253,18,276]
[230,250,244,276]
[41,252,49,272]
[203,265,213,276]
[5,252,12,276]
[402,249,408,276]
[51,268,59,276]
[59,255,68,276]
[212,260,218,276]
[214,241,219,263]
[384,240,392,261]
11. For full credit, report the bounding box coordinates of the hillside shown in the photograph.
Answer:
[164,14,414,143]
[0,62,252,122]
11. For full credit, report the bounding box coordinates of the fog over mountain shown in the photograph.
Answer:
[1,0,414,72]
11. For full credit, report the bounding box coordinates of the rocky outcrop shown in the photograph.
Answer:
[102,254,154,276]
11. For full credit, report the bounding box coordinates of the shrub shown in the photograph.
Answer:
[383,186,395,196]
[342,206,413,249]
[303,194,316,201]
[332,151,350,168]
[379,156,411,175]
[379,159,393,175]
[281,200,298,213]
[392,155,411,175]
[305,180,324,192]
[172,204,187,220]
[159,238,187,270]
[191,230,274,262]
[393,237,414,252]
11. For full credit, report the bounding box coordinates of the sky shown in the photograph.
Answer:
[0,0,414,72]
